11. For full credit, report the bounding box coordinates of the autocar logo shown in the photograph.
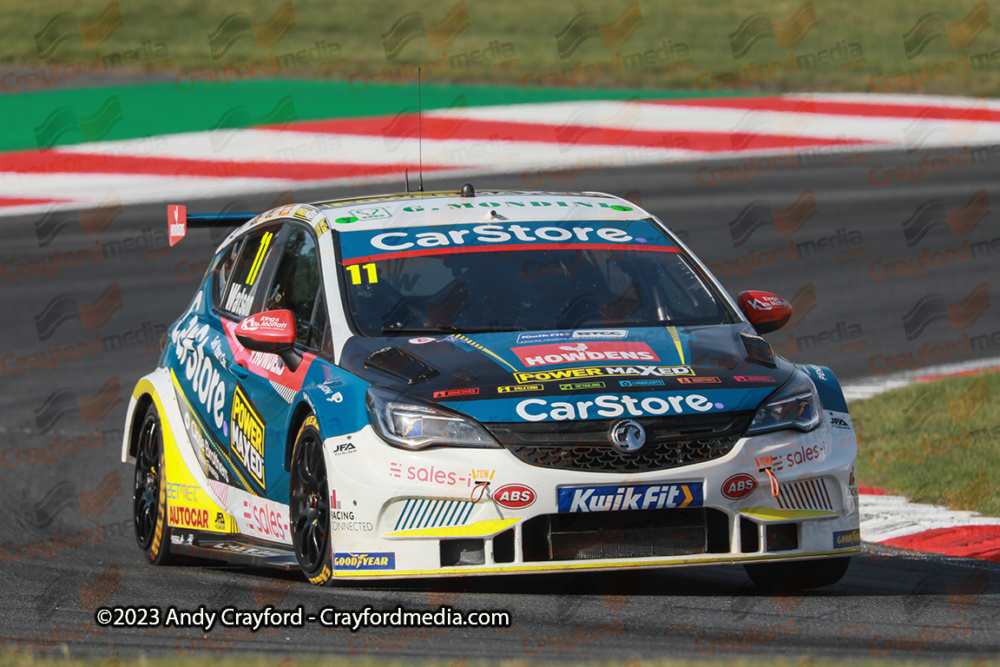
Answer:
[609,419,645,453]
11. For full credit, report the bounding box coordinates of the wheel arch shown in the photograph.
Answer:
[126,392,156,461]
[285,401,314,471]
[798,363,849,413]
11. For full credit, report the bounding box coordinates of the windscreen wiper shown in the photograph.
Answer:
[381,325,525,334]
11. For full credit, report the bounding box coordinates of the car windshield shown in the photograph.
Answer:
[335,218,733,336]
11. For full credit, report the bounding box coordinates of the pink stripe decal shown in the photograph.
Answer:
[341,242,680,266]
[221,317,315,392]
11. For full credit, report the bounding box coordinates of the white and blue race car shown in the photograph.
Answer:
[123,186,860,588]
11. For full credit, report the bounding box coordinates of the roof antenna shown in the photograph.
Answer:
[404,168,410,193]
[417,66,424,192]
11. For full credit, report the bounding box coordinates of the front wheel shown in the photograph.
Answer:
[133,403,172,565]
[289,415,334,586]
[744,556,850,592]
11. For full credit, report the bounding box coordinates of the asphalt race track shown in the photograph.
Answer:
[1,146,999,660]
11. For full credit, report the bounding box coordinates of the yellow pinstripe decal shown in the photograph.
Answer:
[740,507,839,520]
[451,334,518,372]
[667,326,685,365]
[383,518,519,539]
[330,548,859,578]
[246,231,272,286]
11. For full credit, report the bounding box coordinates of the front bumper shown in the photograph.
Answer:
[322,409,860,579]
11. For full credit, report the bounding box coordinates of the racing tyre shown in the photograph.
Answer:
[290,415,334,586]
[133,403,172,565]
[744,557,850,592]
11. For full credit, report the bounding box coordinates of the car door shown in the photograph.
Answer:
[223,221,330,509]
[209,223,285,499]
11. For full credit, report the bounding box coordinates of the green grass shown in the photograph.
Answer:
[3,0,1000,95]
[852,370,1000,516]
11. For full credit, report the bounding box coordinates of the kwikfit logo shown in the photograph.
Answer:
[557,482,703,513]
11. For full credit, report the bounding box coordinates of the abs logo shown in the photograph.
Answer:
[721,473,757,500]
[492,484,536,509]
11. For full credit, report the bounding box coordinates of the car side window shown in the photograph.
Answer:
[209,239,243,310]
[220,228,280,320]
[308,289,331,353]
[264,225,322,347]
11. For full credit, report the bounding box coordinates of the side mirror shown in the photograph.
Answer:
[235,310,302,372]
[737,291,793,335]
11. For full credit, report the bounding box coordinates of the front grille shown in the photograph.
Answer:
[522,508,729,561]
[485,412,753,473]
[776,478,834,511]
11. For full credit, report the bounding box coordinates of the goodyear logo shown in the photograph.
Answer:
[514,365,693,384]
[833,528,861,549]
[231,384,265,491]
[334,552,396,570]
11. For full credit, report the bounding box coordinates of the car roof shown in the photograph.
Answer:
[219,189,652,250]
[311,189,649,230]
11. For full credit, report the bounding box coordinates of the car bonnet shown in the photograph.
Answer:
[339,325,793,423]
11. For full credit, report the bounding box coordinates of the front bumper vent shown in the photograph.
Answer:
[522,507,729,562]
[775,478,834,511]
[485,412,753,473]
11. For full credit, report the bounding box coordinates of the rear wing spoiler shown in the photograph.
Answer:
[167,205,261,247]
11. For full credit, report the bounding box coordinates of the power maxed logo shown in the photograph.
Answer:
[513,365,694,384]
[558,483,703,513]
[230,385,265,491]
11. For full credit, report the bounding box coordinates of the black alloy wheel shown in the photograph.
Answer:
[290,415,334,585]
[133,403,172,564]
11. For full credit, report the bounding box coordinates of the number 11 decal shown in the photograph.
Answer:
[345,262,379,285]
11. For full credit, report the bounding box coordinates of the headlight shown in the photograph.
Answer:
[745,371,822,435]
[366,386,500,451]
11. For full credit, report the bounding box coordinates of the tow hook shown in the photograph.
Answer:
[756,456,780,497]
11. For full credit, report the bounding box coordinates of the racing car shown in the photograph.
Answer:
[123,186,860,589]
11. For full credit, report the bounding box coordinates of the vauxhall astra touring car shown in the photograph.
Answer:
[123,186,860,588]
